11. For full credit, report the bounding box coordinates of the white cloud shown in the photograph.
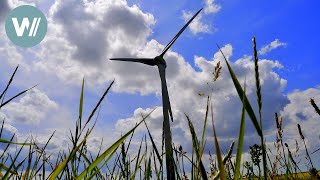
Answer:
[1,88,58,124]
[281,88,320,144]
[259,39,287,55]
[48,0,155,65]
[29,0,157,93]
[274,88,320,168]
[182,11,211,34]
[0,43,24,66]
[204,0,221,14]
[181,0,221,35]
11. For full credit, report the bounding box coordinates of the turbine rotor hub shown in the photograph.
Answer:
[154,56,167,67]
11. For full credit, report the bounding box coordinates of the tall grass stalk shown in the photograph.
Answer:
[253,37,268,179]
[297,124,314,169]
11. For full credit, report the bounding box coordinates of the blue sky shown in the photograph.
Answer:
[0,0,320,172]
[132,0,320,92]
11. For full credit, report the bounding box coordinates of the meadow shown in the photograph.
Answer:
[0,38,319,179]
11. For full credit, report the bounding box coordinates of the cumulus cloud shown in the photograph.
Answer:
[281,88,320,146]
[204,0,221,14]
[1,88,58,124]
[47,0,155,65]
[181,0,220,35]
[259,39,287,55]
[182,11,211,34]
[26,0,160,94]
[0,43,24,66]
[262,88,320,169]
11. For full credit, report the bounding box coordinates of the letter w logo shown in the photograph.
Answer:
[11,17,41,37]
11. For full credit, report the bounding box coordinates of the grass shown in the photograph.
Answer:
[0,38,319,179]
[243,171,320,180]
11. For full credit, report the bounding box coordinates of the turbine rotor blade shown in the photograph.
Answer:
[160,8,202,57]
[110,58,156,66]
[158,65,174,122]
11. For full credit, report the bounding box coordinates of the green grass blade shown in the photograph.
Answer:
[0,163,18,175]
[0,134,15,160]
[153,152,161,180]
[76,109,154,179]
[131,154,145,180]
[131,137,144,180]
[223,141,234,165]
[86,147,119,180]
[144,121,162,166]
[201,96,210,148]
[191,147,194,179]
[79,78,85,123]
[0,65,19,101]
[49,128,93,180]
[23,146,32,179]
[0,85,38,109]
[2,140,26,179]
[211,103,227,180]
[146,156,152,180]
[8,156,28,179]
[234,90,246,179]
[217,45,262,137]
[30,131,56,178]
[185,114,208,180]
[0,137,34,146]
[77,149,103,178]
[82,80,114,131]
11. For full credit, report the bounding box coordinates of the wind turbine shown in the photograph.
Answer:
[110,8,202,179]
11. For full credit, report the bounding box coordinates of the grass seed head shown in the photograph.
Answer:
[213,61,222,81]
[297,124,305,140]
[310,98,320,116]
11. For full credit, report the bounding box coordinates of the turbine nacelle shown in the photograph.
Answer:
[154,56,166,68]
